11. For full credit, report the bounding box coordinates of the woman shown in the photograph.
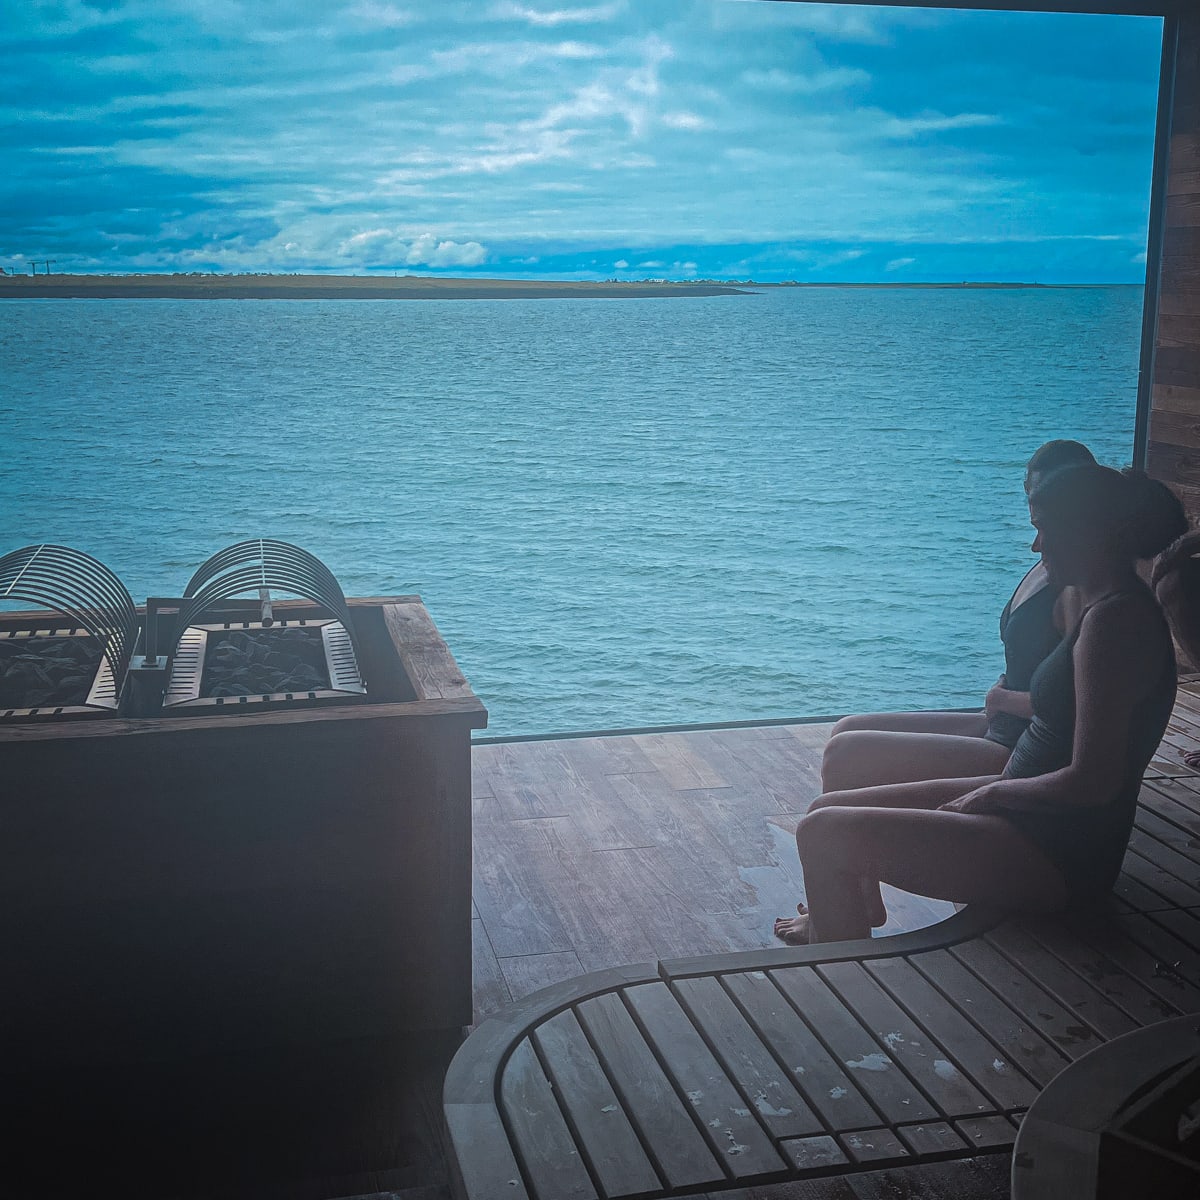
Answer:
[820,440,1095,793]
[776,463,1183,946]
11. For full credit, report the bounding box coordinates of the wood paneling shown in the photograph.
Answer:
[1148,15,1200,506]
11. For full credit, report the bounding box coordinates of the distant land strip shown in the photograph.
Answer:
[0,273,750,300]
[0,274,1127,301]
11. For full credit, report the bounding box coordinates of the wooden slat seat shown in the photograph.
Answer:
[446,751,1200,1199]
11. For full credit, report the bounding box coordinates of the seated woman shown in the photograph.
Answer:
[776,463,1183,946]
[821,439,1094,794]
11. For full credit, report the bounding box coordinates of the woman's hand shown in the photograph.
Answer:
[984,676,1033,722]
[939,781,1011,815]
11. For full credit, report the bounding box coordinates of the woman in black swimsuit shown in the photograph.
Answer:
[820,440,1094,792]
[776,463,1185,945]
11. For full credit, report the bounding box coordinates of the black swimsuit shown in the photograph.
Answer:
[985,572,1062,750]
[1002,586,1176,898]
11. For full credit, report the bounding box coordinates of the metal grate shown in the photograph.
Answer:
[0,544,138,712]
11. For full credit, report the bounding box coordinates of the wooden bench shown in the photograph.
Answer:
[445,764,1200,1200]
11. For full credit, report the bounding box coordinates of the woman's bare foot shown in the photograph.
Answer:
[773,903,811,945]
[1184,749,1200,771]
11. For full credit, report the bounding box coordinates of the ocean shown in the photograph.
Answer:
[0,286,1141,737]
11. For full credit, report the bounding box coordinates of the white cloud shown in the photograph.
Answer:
[336,229,487,267]
[346,2,416,28]
[885,256,916,271]
[405,233,488,266]
[490,2,625,26]
[877,111,1002,139]
[741,67,869,94]
[661,111,707,131]
[613,259,629,268]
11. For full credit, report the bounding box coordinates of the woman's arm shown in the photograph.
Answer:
[944,595,1161,815]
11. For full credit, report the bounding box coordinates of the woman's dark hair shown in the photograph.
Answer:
[1121,468,1189,560]
[1024,440,1096,491]
[1029,462,1185,562]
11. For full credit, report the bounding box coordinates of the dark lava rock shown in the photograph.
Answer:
[0,636,103,709]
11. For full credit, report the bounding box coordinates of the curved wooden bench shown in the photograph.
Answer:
[445,778,1200,1200]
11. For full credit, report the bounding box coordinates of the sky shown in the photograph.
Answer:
[2,1,1166,283]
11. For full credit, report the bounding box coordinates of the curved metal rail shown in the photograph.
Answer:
[172,538,360,661]
[0,544,139,686]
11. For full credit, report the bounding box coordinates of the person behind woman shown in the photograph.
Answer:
[775,463,1183,946]
[820,439,1096,793]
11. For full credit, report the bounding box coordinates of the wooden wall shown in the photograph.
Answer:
[1148,13,1200,522]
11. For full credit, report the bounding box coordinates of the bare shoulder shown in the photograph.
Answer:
[1076,589,1168,689]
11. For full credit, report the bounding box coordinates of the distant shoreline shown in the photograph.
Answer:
[0,273,1136,300]
[0,274,750,300]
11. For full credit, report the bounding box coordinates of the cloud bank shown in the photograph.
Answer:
[1,1,1164,282]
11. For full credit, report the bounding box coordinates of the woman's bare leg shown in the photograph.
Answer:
[821,728,1010,792]
[775,775,1001,941]
[830,711,988,737]
[796,801,1068,945]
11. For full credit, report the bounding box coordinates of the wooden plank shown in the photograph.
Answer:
[1136,806,1200,865]
[894,1121,969,1157]
[499,1039,598,1200]
[382,602,478,702]
[471,741,571,822]
[574,991,726,1192]
[471,917,513,1026]
[817,960,993,1119]
[984,916,1132,1041]
[778,1136,849,1173]
[1150,406,1200,446]
[1024,918,1183,1028]
[839,1128,910,1166]
[1153,347,1200,390]
[445,1101,532,1200]
[946,939,1103,1059]
[1152,381,1200,414]
[1138,779,1200,830]
[908,949,1071,1086]
[670,975,825,1140]
[1168,171,1200,197]
[953,1115,1017,1152]
[1067,912,1200,1010]
[624,981,791,1173]
[499,950,587,1002]
[864,956,1039,1111]
[1112,862,1179,915]
[1167,193,1200,229]
[471,818,576,958]
[771,965,940,1125]
[1158,289,1200,319]
[1127,825,1200,896]
[531,1010,663,1199]
[723,969,884,1132]
[631,731,729,790]
[1121,840,1200,909]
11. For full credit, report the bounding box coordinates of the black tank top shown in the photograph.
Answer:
[986,572,1062,749]
[1002,586,1176,896]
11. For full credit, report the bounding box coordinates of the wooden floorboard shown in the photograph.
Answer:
[470,721,959,1026]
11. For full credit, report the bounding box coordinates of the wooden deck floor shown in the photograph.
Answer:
[470,720,956,1026]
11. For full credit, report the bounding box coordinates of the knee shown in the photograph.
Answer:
[809,786,857,812]
[820,731,857,791]
[795,806,848,863]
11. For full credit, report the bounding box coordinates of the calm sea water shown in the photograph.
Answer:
[0,287,1140,737]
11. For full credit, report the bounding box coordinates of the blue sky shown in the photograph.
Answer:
[3,1,1165,282]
